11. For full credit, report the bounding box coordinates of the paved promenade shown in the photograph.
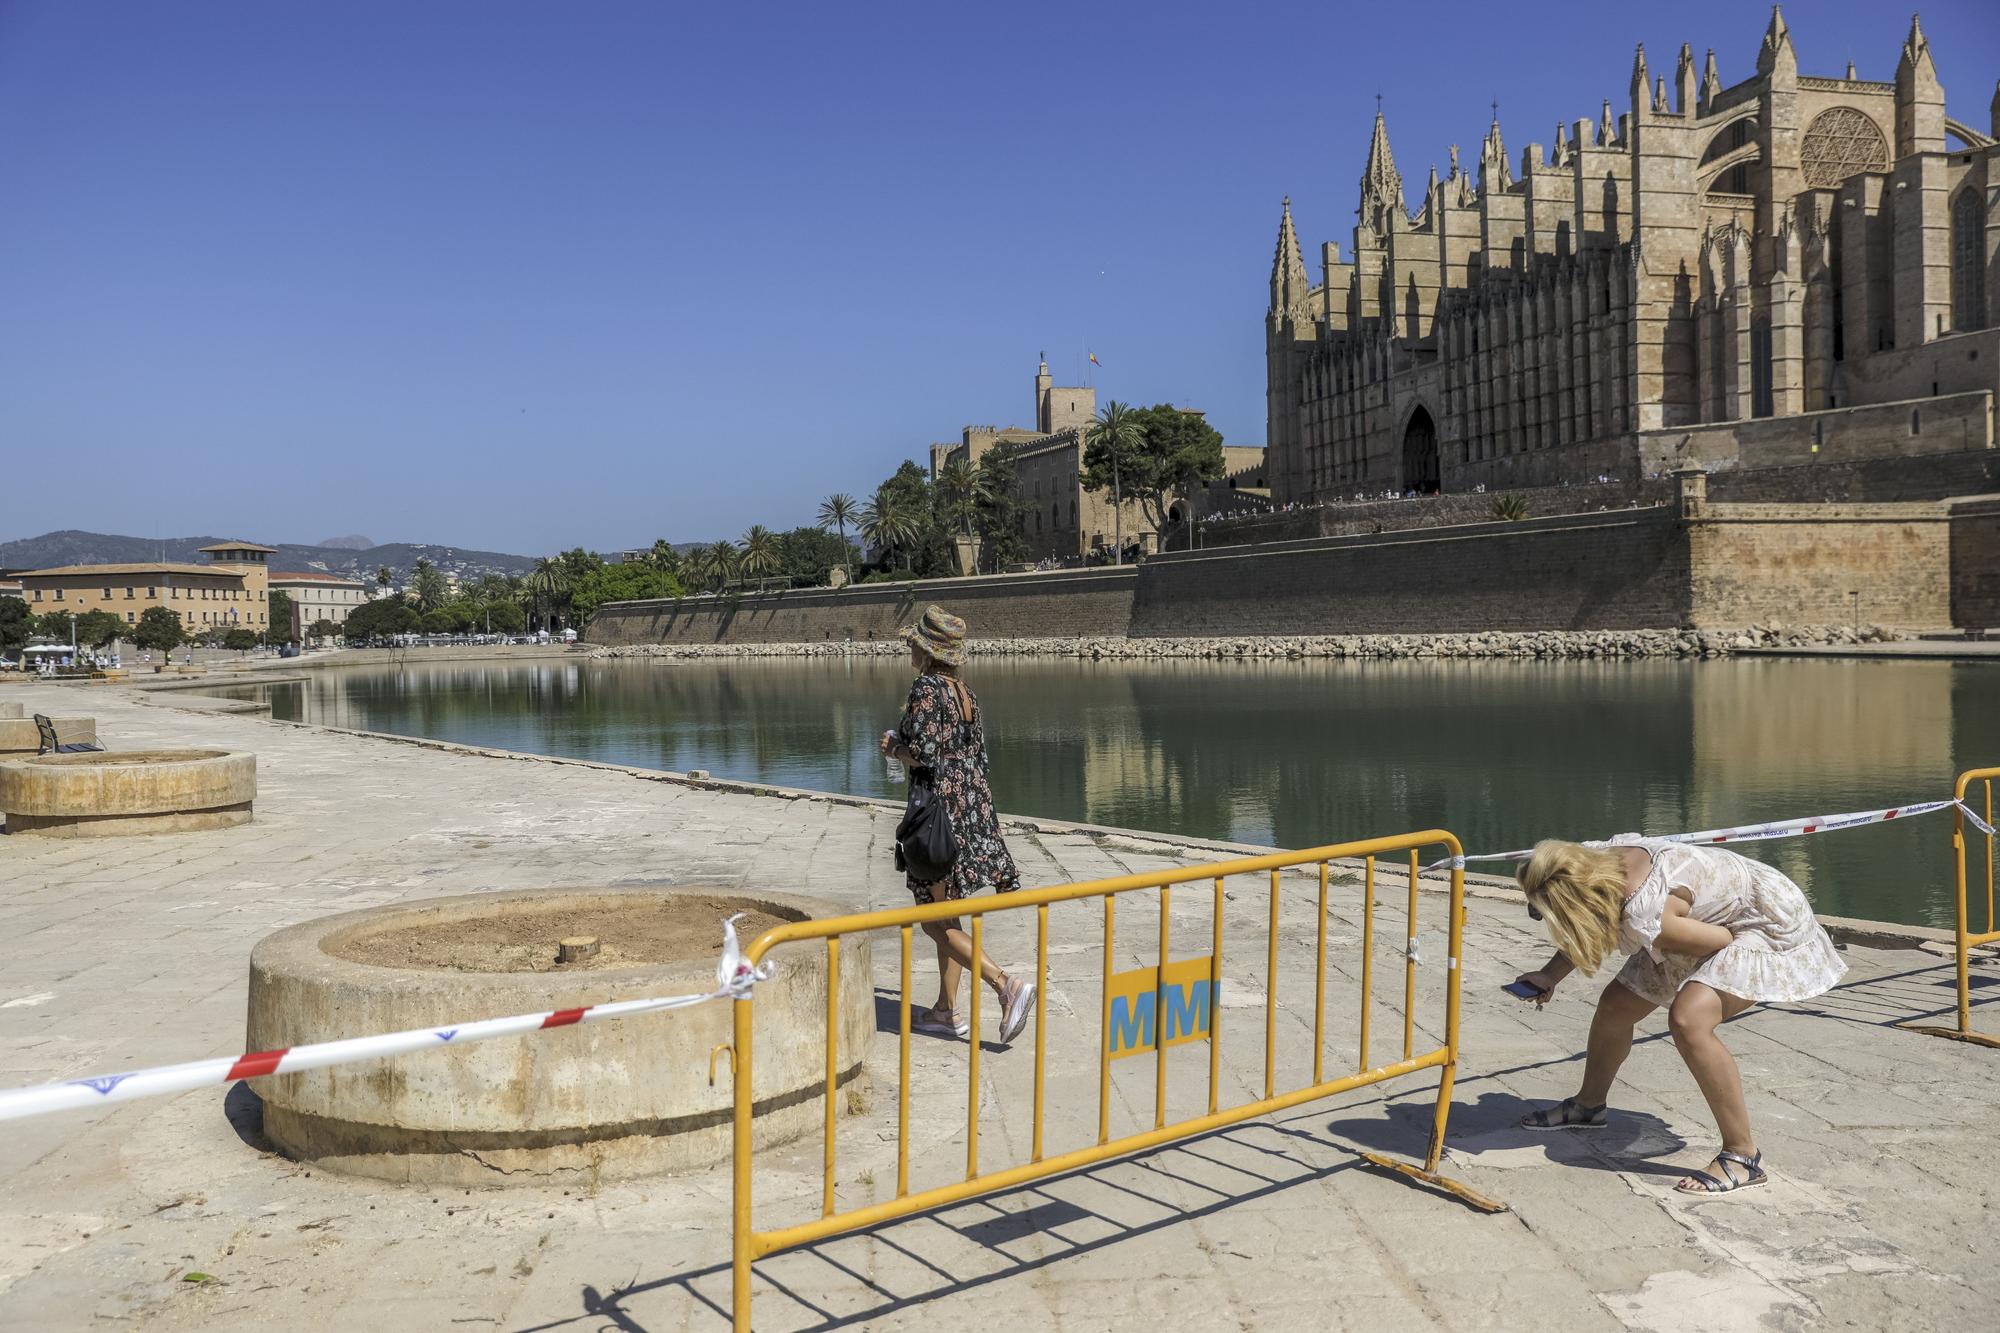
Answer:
[0,682,1995,1331]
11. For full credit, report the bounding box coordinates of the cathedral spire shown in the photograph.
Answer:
[1479,112,1511,193]
[1270,197,1311,316]
[1600,99,1618,145]
[1898,12,1936,82]
[1701,48,1721,112]
[1360,109,1404,211]
[1758,6,1795,77]
[1675,43,1697,115]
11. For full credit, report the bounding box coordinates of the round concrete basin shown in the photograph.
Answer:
[246,887,873,1186]
[0,748,254,837]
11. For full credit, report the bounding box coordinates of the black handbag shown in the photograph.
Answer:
[894,768,959,882]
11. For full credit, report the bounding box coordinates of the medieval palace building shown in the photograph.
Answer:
[1265,11,1999,504]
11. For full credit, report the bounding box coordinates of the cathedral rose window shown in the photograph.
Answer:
[1799,108,1889,188]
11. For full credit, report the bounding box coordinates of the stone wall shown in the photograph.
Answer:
[1949,495,2000,631]
[1134,509,1692,636]
[1638,390,1993,476]
[589,567,1138,647]
[1685,500,1953,628]
[1201,479,1660,548]
[593,487,1969,646]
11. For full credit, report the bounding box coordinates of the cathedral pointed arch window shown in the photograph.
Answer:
[1952,187,1987,333]
[1799,108,1888,189]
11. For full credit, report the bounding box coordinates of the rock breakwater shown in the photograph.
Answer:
[594,624,1911,663]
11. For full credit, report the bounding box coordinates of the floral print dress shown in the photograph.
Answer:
[897,672,1020,904]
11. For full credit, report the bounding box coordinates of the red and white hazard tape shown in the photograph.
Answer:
[1435,796,1996,872]
[0,916,773,1123]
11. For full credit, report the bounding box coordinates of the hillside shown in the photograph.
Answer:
[0,530,540,584]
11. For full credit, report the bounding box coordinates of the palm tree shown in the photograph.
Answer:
[524,557,570,629]
[648,539,681,577]
[683,545,717,593]
[411,558,448,612]
[936,458,992,540]
[375,564,393,595]
[739,525,779,581]
[816,493,858,585]
[704,541,741,592]
[860,486,921,571]
[1086,401,1145,565]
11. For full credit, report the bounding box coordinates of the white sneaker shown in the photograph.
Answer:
[999,979,1035,1044]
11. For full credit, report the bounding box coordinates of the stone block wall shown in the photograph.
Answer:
[1685,501,1952,628]
[1638,390,1993,475]
[588,567,1138,646]
[1201,480,1663,549]
[1132,509,1691,636]
[1948,496,2000,631]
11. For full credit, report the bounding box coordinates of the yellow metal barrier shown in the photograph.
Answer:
[1906,768,2000,1048]
[724,830,1500,1331]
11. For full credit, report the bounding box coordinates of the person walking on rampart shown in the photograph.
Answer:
[879,605,1034,1044]
[1510,836,1846,1194]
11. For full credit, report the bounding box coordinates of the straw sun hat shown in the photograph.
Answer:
[901,605,968,666]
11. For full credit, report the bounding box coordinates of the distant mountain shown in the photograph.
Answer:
[316,534,376,550]
[0,529,539,584]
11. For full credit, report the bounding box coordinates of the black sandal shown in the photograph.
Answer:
[1676,1149,1767,1194]
[1519,1098,1608,1131]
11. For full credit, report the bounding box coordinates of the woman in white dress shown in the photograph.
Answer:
[1510,836,1847,1194]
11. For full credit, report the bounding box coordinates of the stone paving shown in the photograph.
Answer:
[0,680,1996,1331]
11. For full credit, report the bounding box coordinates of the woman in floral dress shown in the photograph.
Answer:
[1510,835,1847,1194]
[878,606,1034,1043]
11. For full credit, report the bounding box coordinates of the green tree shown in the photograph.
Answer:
[936,457,994,541]
[860,482,923,572]
[1082,401,1147,563]
[738,525,780,580]
[816,493,858,585]
[376,565,393,595]
[774,526,856,585]
[411,559,448,612]
[0,596,33,655]
[485,600,526,634]
[1083,402,1226,555]
[1128,403,1227,550]
[419,609,454,635]
[647,539,682,580]
[267,589,296,642]
[973,443,1029,572]
[307,618,339,642]
[569,561,684,626]
[342,595,414,641]
[133,606,186,654]
[223,628,259,653]
[703,541,741,591]
[74,609,124,650]
[524,558,571,629]
[34,610,74,642]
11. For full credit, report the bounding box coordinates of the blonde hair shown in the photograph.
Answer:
[1516,840,1628,974]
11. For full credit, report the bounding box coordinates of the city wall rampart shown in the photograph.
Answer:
[592,482,1971,646]
[588,567,1137,647]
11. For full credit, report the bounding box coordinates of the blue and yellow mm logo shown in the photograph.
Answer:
[1106,956,1217,1060]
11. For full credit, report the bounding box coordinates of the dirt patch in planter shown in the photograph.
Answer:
[327,896,790,973]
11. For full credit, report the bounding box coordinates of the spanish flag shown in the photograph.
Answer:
[1088,351,1102,367]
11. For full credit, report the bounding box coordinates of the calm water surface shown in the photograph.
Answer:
[245,656,1998,929]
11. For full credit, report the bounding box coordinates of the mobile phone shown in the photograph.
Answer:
[1503,980,1547,1000]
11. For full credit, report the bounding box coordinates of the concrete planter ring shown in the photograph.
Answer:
[0,748,255,838]
[246,887,874,1186]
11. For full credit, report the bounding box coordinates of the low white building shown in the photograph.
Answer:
[270,571,371,637]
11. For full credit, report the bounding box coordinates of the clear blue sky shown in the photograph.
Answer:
[2,1,1994,556]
